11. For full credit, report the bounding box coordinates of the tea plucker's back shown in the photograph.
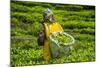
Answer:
[39,8,64,61]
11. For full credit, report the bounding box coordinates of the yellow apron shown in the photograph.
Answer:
[43,22,64,61]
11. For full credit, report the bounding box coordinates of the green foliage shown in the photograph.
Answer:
[61,21,95,29]
[11,1,95,66]
[51,32,73,44]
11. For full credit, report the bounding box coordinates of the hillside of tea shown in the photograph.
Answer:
[11,1,95,66]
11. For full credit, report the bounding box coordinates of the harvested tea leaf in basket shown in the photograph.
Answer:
[50,32,75,45]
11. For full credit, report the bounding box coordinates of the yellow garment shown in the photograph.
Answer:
[43,22,64,61]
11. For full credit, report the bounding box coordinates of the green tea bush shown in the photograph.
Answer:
[61,21,94,29]
[80,28,95,35]
[55,4,83,11]
[11,48,43,66]
[11,27,24,36]
[11,37,38,50]
[11,3,31,12]
[14,1,52,8]
[66,28,95,35]
[11,12,34,23]
[26,22,41,36]
[74,34,95,41]
[11,17,19,27]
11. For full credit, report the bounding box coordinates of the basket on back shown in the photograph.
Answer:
[49,32,75,58]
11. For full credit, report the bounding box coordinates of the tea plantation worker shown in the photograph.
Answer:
[38,8,64,61]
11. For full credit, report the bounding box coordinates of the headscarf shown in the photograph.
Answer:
[43,8,55,23]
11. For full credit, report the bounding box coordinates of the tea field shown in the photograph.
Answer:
[11,1,95,66]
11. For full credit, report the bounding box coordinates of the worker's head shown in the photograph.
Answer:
[43,8,55,23]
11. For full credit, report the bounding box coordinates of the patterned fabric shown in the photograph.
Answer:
[43,8,53,17]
